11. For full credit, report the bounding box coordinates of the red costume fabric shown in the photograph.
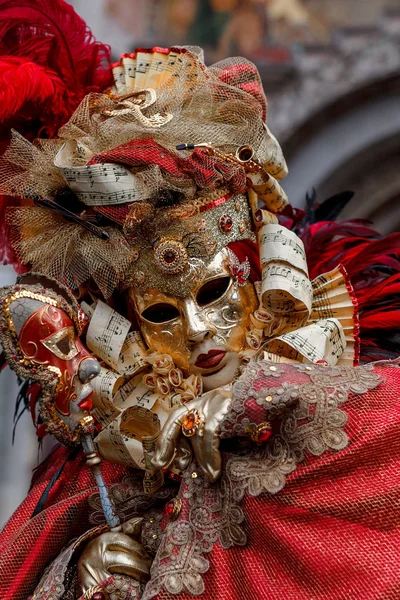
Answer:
[1,360,399,600]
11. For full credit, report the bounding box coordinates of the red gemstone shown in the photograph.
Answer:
[257,428,272,443]
[15,286,20,291]
[92,593,105,600]
[164,251,176,264]
[316,360,328,365]
[31,368,37,374]
[164,501,175,516]
[12,355,17,360]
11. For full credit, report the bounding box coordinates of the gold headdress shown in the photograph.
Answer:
[0,46,288,298]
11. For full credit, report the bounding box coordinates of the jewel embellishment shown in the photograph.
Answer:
[227,248,251,286]
[164,497,183,520]
[244,421,272,443]
[154,238,188,275]
[181,408,204,437]
[218,213,233,234]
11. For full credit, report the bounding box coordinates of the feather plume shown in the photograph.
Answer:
[0,0,112,138]
[299,219,400,362]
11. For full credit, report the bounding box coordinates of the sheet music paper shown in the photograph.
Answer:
[259,224,313,316]
[122,53,137,91]
[116,331,149,377]
[135,50,152,88]
[91,367,123,427]
[311,266,357,366]
[95,417,144,468]
[264,318,346,366]
[247,171,288,213]
[54,140,150,206]
[113,377,161,412]
[146,49,168,88]
[95,405,161,470]
[112,63,126,94]
[86,300,131,371]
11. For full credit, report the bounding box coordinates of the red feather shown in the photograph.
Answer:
[0,0,112,138]
[300,219,400,362]
[0,56,66,124]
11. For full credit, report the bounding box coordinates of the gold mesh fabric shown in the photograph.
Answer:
[7,207,134,299]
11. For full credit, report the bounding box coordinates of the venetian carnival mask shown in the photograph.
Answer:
[129,248,258,391]
[0,278,100,445]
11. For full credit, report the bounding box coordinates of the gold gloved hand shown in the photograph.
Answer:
[152,387,232,482]
[77,531,152,595]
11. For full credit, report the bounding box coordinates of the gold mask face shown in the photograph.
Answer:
[129,248,258,391]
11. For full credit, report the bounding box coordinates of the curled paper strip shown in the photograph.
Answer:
[91,367,123,428]
[259,224,312,316]
[86,300,131,371]
[247,170,288,213]
[95,406,161,472]
[86,301,148,376]
[113,376,162,412]
[261,124,288,181]
[55,140,148,206]
[116,331,149,377]
[264,318,346,366]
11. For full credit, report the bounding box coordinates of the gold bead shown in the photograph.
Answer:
[191,472,198,479]
[149,518,155,523]
[152,534,158,539]
[305,366,312,371]
[265,395,273,402]
[269,366,277,372]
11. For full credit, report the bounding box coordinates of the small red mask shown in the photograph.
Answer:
[19,304,93,416]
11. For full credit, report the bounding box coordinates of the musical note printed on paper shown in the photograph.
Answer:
[262,262,313,315]
[91,367,123,428]
[113,377,161,413]
[264,318,346,366]
[259,224,308,272]
[116,331,149,377]
[259,224,312,317]
[86,300,131,371]
[55,161,146,206]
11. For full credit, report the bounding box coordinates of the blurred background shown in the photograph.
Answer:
[1,0,400,526]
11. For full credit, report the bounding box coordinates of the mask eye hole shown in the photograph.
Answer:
[141,303,180,324]
[196,276,231,307]
[56,333,72,355]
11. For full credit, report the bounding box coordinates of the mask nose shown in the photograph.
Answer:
[182,298,217,345]
[78,358,101,384]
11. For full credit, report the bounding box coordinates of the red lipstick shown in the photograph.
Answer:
[195,349,226,369]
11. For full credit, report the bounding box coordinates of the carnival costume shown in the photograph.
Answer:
[0,2,400,599]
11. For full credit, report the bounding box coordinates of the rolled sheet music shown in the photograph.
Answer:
[86,300,132,371]
[112,62,126,94]
[113,376,162,412]
[55,140,148,206]
[91,367,123,428]
[122,53,137,90]
[116,331,149,377]
[95,405,161,471]
[247,170,288,213]
[259,224,313,316]
[264,318,346,366]
[261,124,288,181]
